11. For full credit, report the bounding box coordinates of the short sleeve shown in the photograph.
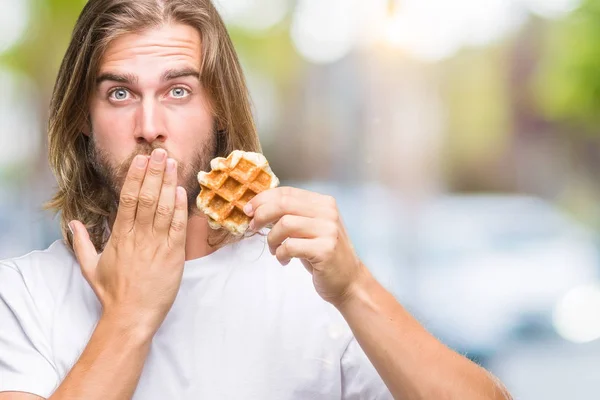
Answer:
[341,336,393,400]
[0,262,59,397]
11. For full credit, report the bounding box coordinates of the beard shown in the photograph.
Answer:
[88,133,217,218]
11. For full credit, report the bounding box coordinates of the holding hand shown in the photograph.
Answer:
[244,187,367,307]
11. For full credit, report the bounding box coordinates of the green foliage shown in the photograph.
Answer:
[0,0,86,86]
[535,0,600,131]
[440,44,513,166]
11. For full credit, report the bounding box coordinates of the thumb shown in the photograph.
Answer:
[69,220,98,282]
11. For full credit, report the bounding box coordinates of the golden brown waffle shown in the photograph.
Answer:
[196,150,280,235]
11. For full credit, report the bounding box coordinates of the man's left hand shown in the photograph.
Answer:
[244,187,367,307]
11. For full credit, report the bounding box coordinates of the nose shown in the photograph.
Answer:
[135,97,167,144]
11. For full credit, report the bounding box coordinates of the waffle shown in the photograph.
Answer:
[196,150,280,235]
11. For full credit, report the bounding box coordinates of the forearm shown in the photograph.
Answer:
[336,267,512,400]
[49,312,153,400]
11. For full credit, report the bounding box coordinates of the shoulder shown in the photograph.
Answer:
[1,239,77,269]
[0,240,80,321]
[1,240,78,289]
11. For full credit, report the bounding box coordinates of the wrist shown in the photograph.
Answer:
[100,309,157,345]
[333,262,375,311]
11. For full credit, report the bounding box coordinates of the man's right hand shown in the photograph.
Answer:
[69,148,188,337]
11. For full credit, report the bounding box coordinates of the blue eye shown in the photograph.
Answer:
[110,89,129,100]
[171,87,189,98]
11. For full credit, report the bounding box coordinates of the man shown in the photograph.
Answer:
[0,1,512,399]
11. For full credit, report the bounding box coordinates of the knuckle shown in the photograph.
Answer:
[147,166,163,177]
[170,220,187,233]
[325,209,339,222]
[174,199,186,210]
[325,195,337,209]
[253,208,264,223]
[162,178,176,188]
[283,239,292,252]
[138,193,158,208]
[325,204,339,221]
[325,238,337,254]
[119,193,138,208]
[109,232,121,245]
[134,239,154,254]
[108,233,125,252]
[155,204,173,218]
[278,242,289,258]
[326,221,338,237]
[279,215,293,230]
[279,194,291,211]
[127,172,144,184]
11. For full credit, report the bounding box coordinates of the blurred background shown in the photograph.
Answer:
[2,0,600,397]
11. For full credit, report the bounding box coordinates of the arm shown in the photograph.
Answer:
[48,312,152,400]
[0,151,188,400]
[336,266,512,400]
[246,186,512,400]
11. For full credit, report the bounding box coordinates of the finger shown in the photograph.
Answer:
[267,215,330,255]
[154,158,178,233]
[168,186,188,247]
[274,237,318,266]
[135,148,167,230]
[244,187,314,217]
[248,189,333,232]
[69,220,99,282]
[113,155,148,234]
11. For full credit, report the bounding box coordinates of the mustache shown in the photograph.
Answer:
[116,143,183,174]
[122,143,167,161]
[132,142,167,155]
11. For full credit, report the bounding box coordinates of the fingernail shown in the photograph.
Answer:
[135,155,147,168]
[68,221,75,235]
[248,219,255,231]
[152,149,166,162]
[281,259,290,266]
[243,203,253,216]
[167,158,176,172]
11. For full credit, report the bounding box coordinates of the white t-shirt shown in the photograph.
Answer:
[0,233,392,399]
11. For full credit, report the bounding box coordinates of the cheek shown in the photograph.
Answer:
[165,98,214,149]
[90,102,137,159]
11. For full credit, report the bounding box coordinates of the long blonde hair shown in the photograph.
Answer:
[46,0,261,252]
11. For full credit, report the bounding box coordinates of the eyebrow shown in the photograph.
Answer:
[162,68,200,81]
[96,72,138,86]
[96,68,200,86]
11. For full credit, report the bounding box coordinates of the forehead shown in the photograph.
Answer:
[98,23,202,76]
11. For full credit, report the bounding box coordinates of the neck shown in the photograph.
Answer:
[185,214,218,261]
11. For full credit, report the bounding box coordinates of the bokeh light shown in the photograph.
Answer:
[0,68,41,167]
[553,284,600,343]
[0,0,30,54]
[215,0,288,31]
[290,0,358,64]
